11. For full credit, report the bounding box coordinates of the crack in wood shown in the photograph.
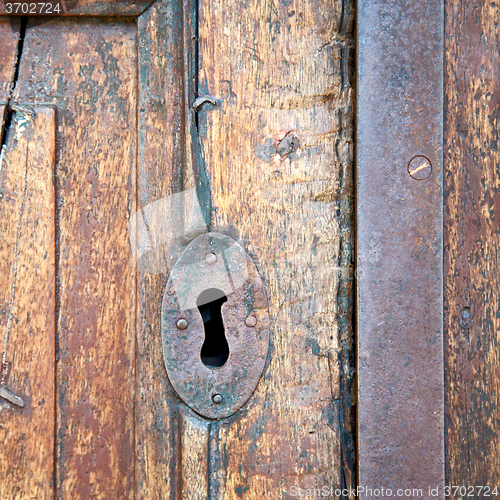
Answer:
[0,17,27,152]
[0,17,29,409]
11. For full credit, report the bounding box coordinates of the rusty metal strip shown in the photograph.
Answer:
[356,0,444,495]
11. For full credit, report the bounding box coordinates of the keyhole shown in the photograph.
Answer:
[198,288,229,369]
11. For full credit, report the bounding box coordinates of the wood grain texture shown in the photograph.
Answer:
[0,19,19,119]
[179,408,209,500]
[0,0,153,17]
[136,1,186,498]
[198,0,355,497]
[0,106,55,499]
[444,0,500,488]
[14,19,137,499]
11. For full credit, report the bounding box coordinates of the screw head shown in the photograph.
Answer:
[205,253,217,265]
[176,318,188,330]
[245,315,257,327]
[212,393,223,405]
[408,155,432,180]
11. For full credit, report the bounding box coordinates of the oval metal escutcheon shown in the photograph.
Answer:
[161,232,270,419]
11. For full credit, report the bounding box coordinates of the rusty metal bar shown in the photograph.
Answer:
[356,0,444,495]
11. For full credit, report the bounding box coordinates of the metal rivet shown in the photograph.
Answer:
[245,315,257,327]
[176,318,188,330]
[408,155,432,180]
[212,394,223,405]
[205,253,217,265]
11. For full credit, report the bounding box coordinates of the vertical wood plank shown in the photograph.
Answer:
[179,408,209,500]
[445,0,500,487]
[199,0,355,497]
[0,18,19,103]
[0,106,56,499]
[14,19,137,499]
[136,1,185,498]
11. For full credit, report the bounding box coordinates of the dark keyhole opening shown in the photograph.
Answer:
[198,288,229,369]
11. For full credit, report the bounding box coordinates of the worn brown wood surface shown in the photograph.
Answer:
[0,19,19,104]
[14,19,137,499]
[135,0,355,496]
[0,2,355,497]
[0,106,56,499]
[444,0,500,488]
[197,0,355,497]
[179,408,210,500]
[135,0,185,498]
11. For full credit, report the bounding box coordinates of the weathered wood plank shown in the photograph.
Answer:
[179,408,209,500]
[135,1,186,497]
[0,106,56,499]
[444,0,500,487]
[198,0,355,496]
[14,19,137,499]
[0,19,19,104]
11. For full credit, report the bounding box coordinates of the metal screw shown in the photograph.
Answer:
[408,155,432,180]
[212,393,223,405]
[205,253,217,265]
[176,318,188,330]
[245,315,257,327]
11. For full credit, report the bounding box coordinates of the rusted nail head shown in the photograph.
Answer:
[176,318,188,330]
[245,315,257,327]
[205,253,217,265]
[212,394,223,404]
[408,155,432,180]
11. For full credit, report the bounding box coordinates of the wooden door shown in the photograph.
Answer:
[0,0,355,498]
[0,0,499,499]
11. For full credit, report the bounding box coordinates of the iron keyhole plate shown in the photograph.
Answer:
[161,232,270,419]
